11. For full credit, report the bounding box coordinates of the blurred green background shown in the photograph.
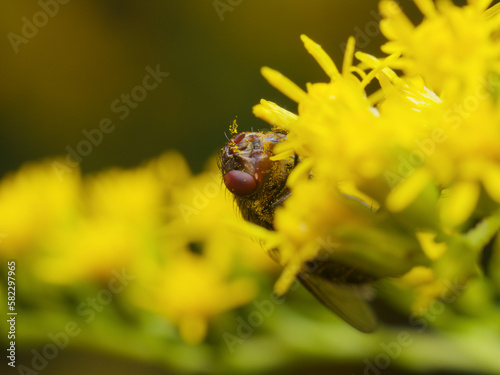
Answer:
[0,0,426,176]
[4,1,497,375]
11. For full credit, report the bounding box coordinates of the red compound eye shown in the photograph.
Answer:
[223,170,257,196]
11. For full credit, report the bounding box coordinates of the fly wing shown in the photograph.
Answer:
[298,272,377,333]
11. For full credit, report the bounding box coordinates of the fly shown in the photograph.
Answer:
[218,129,377,332]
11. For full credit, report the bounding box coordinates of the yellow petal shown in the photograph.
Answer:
[482,2,500,20]
[386,169,430,212]
[439,182,480,227]
[261,67,307,103]
[300,34,340,80]
[360,52,401,88]
[475,0,494,14]
[342,37,356,76]
[379,1,415,48]
[482,166,500,203]
[252,99,298,130]
[274,261,301,295]
[338,180,380,210]
[399,265,435,285]
[414,0,438,18]
[179,315,207,345]
[285,158,313,187]
[417,232,447,260]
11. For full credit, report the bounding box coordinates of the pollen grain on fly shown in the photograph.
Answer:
[229,118,239,134]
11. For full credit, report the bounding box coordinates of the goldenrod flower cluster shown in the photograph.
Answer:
[0,154,276,345]
[253,0,500,309]
[2,3,500,372]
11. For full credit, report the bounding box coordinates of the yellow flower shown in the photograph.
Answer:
[130,156,275,344]
[33,158,168,284]
[0,159,81,259]
[378,1,500,227]
[148,251,257,345]
[254,35,432,294]
[0,153,274,345]
[251,2,500,301]
[380,0,500,97]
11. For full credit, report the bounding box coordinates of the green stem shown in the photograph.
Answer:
[464,206,500,252]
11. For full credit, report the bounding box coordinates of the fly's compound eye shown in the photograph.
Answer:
[223,170,257,196]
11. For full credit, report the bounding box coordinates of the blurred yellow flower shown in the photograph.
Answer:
[32,160,167,284]
[150,251,257,345]
[127,155,275,344]
[0,152,276,345]
[0,159,81,259]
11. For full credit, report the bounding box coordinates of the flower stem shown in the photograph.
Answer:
[464,207,500,252]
